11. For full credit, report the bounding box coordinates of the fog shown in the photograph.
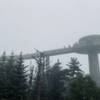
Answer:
[0,0,100,73]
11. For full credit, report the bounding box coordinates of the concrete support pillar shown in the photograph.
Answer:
[88,53,100,86]
[45,56,50,70]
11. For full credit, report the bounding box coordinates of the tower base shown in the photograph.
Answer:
[88,53,100,86]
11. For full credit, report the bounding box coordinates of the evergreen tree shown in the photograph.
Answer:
[67,57,82,80]
[32,52,47,100]
[6,52,16,100]
[28,65,34,100]
[0,52,16,100]
[0,52,8,99]
[66,75,100,100]
[64,57,83,99]
[11,53,28,100]
[47,60,65,100]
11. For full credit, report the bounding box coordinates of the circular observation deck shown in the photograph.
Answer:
[75,35,100,54]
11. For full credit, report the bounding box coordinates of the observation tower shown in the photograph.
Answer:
[74,35,100,86]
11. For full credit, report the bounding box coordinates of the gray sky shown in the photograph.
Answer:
[0,0,100,73]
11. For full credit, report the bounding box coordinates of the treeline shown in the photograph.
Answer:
[0,52,100,100]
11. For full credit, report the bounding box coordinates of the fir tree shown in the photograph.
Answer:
[11,53,28,100]
[0,52,8,99]
[32,51,47,100]
[67,57,82,79]
[6,52,16,100]
[47,60,64,100]
[28,65,34,100]
[66,75,100,100]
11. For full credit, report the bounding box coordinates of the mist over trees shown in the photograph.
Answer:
[0,52,100,100]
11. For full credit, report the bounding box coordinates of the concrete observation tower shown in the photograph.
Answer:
[2,35,100,86]
[75,35,100,86]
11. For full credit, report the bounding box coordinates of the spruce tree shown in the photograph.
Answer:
[11,53,28,100]
[0,52,8,99]
[0,52,16,100]
[32,52,47,100]
[65,57,83,99]
[47,60,64,100]
[6,52,16,100]
[67,57,82,80]
[66,75,100,100]
[28,65,34,100]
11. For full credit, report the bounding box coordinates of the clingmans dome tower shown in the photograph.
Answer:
[75,35,100,86]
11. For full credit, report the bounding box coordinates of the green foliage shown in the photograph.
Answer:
[0,52,16,99]
[67,57,83,79]
[66,75,100,100]
[0,52,28,100]
[65,57,100,100]
[0,52,8,99]
[47,60,65,100]
[28,65,34,100]
[32,52,47,100]
[0,53,99,100]
[11,53,28,100]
